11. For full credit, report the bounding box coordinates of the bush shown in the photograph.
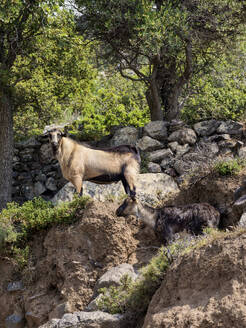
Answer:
[0,196,89,253]
[214,158,246,176]
[97,241,188,315]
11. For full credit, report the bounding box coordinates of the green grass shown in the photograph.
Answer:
[214,158,246,176]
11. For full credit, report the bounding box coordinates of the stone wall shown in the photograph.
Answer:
[12,119,246,204]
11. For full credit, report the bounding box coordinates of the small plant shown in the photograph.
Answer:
[0,196,89,254]
[97,243,183,315]
[214,158,245,176]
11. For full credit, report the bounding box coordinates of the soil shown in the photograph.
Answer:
[0,170,246,327]
[143,232,246,328]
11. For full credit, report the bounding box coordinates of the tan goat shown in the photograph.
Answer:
[47,129,140,199]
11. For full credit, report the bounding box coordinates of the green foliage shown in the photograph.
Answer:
[97,232,221,316]
[12,9,96,139]
[0,196,89,253]
[182,41,246,122]
[97,243,180,315]
[76,0,246,120]
[214,158,246,176]
[67,72,150,140]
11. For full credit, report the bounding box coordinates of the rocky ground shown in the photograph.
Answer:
[1,167,246,328]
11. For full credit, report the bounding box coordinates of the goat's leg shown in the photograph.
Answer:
[70,175,83,197]
[123,167,137,200]
[121,176,131,196]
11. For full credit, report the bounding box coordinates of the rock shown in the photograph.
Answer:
[48,302,72,320]
[51,173,179,205]
[148,149,173,163]
[143,234,246,328]
[37,319,59,328]
[168,142,190,158]
[168,120,185,133]
[18,149,33,162]
[5,313,25,328]
[143,121,168,141]
[238,147,246,158]
[7,281,24,292]
[15,137,41,150]
[34,181,46,196]
[110,127,139,146]
[196,141,219,157]
[168,128,197,145]
[136,173,179,204]
[40,143,54,164]
[193,119,220,136]
[86,294,104,312]
[21,184,34,200]
[35,173,47,183]
[147,162,162,173]
[204,133,231,143]
[45,177,57,191]
[217,120,244,135]
[174,153,211,175]
[137,136,163,152]
[40,311,125,328]
[51,183,76,204]
[238,212,246,227]
[94,263,137,295]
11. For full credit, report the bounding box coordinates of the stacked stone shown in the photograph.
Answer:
[12,135,66,204]
[12,119,246,204]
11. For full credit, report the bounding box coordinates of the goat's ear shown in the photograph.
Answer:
[62,126,69,137]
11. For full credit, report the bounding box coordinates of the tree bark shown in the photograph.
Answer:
[145,65,163,121]
[0,89,14,211]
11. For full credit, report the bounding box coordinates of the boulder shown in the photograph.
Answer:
[94,263,137,295]
[110,127,139,146]
[143,121,168,141]
[51,173,179,205]
[193,119,220,136]
[147,162,162,173]
[238,147,246,159]
[7,281,24,293]
[137,136,163,152]
[5,314,25,328]
[40,311,125,328]
[168,142,190,158]
[45,177,57,191]
[168,128,197,145]
[40,143,54,164]
[216,120,244,135]
[148,149,173,163]
[34,181,46,197]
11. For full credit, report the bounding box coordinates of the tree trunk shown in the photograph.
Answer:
[145,80,163,121]
[0,90,14,211]
[163,85,183,121]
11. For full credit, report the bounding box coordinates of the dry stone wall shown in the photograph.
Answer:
[12,119,246,204]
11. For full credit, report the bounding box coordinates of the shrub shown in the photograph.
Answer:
[214,158,246,176]
[0,196,89,253]
[97,241,189,315]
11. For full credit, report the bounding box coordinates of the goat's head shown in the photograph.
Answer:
[47,128,66,154]
[116,197,139,217]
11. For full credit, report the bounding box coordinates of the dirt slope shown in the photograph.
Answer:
[1,169,246,327]
[143,232,246,328]
[0,200,159,327]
